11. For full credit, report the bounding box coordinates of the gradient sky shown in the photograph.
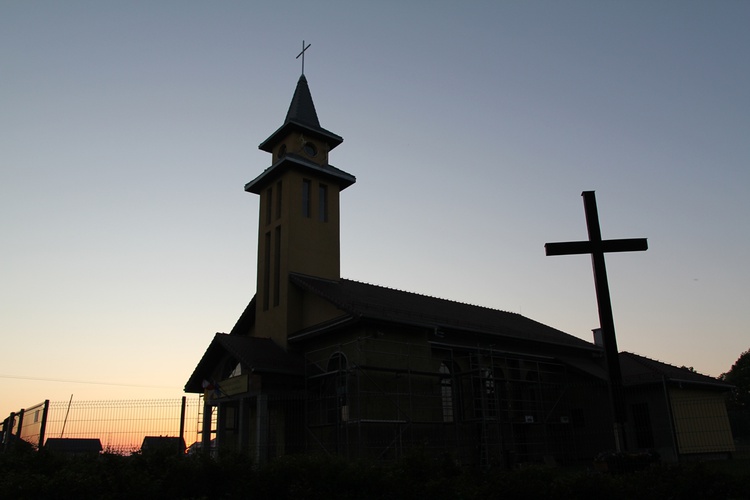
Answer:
[2,1,749,417]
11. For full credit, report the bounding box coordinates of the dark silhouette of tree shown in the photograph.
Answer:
[719,348,750,410]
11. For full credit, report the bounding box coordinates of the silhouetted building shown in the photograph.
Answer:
[185,74,733,466]
[141,436,186,455]
[45,438,102,456]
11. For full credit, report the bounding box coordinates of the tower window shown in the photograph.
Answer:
[303,142,317,157]
[273,226,281,307]
[302,179,311,218]
[263,231,271,311]
[319,184,328,222]
[265,187,273,225]
[275,181,282,220]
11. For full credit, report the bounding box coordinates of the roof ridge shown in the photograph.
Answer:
[289,274,595,350]
[623,350,715,379]
[622,351,669,377]
[340,276,520,316]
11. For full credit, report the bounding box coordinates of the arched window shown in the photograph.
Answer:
[440,362,454,423]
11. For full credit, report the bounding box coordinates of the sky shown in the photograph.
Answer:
[2,1,749,417]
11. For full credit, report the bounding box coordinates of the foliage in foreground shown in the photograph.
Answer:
[1,447,749,500]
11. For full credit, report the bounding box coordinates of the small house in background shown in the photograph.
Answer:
[620,351,735,461]
[45,438,102,457]
[141,436,186,455]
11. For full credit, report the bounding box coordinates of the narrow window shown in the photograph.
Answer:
[273,226,281,307]
[263,232,271,310]
[302,179,311,218]
[265,187,273,225]
[440,363,454,423]
[275,181,282,220]
[318,184,328,222]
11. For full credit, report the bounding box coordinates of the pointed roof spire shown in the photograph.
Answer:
[284,75,320,128]
[259,75,342,153]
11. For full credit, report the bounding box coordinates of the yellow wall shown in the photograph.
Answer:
[253,144,344,347]
[670,388,734,454]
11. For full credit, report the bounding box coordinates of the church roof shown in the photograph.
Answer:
[258,75,343,153]
[245,153,355,194]
[285,74,320,128]
[288,274,598,351]
[619,351,730,389]
[184,333,306,393]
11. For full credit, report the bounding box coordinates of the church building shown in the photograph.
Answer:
[185,73,734,467]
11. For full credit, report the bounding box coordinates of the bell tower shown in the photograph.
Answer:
[245,75,355,348]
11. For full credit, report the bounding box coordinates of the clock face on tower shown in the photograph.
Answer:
[303,142,318,157]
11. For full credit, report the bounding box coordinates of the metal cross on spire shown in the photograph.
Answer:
[296,40,311,75]
[545,191,648,453]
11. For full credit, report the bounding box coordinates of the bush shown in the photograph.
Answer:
[1,447,749,499]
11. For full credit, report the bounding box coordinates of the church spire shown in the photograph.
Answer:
[258,75,342,154]
[285,75,320,129]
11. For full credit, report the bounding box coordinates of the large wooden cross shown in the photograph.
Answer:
[545,190,647,452]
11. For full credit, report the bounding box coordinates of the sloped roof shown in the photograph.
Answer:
[620,351,730,389]
[229,296,255,336]
[244,153,355,194]
[184,334,306,393]
[45,438,102,453]
[289,273,597,351]
[285,74,321,128]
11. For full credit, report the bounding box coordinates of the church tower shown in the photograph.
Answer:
[245,75,355,348]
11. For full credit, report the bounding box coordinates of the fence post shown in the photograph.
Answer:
[3,413,15,452]
[1,415,9,452]
[15,409,25,447]
[38,400,50,450]
[179,396,186,455]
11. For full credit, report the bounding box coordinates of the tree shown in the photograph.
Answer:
[719,348,750,410]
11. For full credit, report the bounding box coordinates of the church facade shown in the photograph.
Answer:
[185,74,734,466]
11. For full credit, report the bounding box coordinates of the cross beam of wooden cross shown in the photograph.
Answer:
[545,190,647,452]
[296,40,311,75]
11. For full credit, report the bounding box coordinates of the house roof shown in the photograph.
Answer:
[141,436,185,452]
[45,438,102,453]
[288,273,598,351]
[620,351,730,389]
[184,334,306,393]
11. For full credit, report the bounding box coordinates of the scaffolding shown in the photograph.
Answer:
[302,335,606,467]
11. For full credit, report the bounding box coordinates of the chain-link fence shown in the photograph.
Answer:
[2,397,202,454]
